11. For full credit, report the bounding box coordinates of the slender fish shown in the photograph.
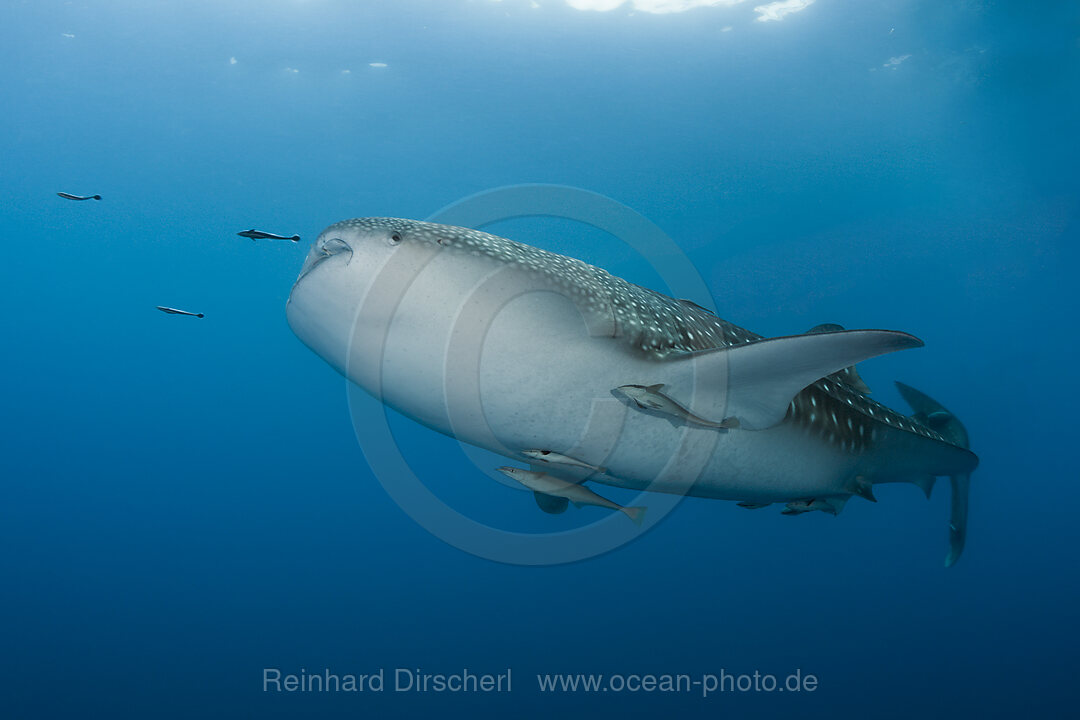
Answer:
[238,229,301,242]
[156,306,204,318]
[496,467,646,525]
[521,449,606,474]
[614,383,739,429]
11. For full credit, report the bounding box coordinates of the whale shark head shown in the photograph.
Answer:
[288,216,610,381]
[295,218,416,282]
[287,218,440,375]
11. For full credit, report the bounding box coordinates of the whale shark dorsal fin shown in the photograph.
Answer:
[645,383,665,392]
[668,329,923,431]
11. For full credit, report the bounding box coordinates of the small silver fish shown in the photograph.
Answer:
[615,383,739,429]
[156,306,204,318]
[496,467,645,525]
[521,449,606,474]
[57,192,101,201]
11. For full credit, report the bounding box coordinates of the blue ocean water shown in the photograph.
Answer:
[1,0,1077,717]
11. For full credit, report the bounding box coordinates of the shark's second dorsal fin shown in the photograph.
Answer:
[665,329,923,431]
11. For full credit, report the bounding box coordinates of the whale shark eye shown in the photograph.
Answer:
[388,232,402,245]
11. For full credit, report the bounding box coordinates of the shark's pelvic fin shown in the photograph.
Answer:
[533,491,569,515]
[895,381,975,567]
[781,496,849,516]
[669,329,923,430]
[849,475,877,502]
[737,501,771,510]
[910,474,937,499]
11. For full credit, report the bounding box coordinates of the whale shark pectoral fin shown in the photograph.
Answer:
[737,501,771,510]
[805,324,873,393]
[672,330,923,430]
[533,491,569,515]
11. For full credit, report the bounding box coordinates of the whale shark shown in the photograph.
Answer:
[286,217,978,566]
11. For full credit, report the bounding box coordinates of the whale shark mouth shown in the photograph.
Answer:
[294,237,353,289]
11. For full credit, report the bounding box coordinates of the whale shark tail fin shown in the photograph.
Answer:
[622,505,647,526]
[895,382,976,567]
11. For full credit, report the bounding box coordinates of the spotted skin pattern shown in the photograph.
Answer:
[324,218,950,454]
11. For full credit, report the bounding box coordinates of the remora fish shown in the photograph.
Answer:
[286,218,979,565]
[156,305,204,318]
[57,192,101,201]
[614,383,739,429]
[521,449,606,474]
[238,229,301,242]
[496,467,646,525]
